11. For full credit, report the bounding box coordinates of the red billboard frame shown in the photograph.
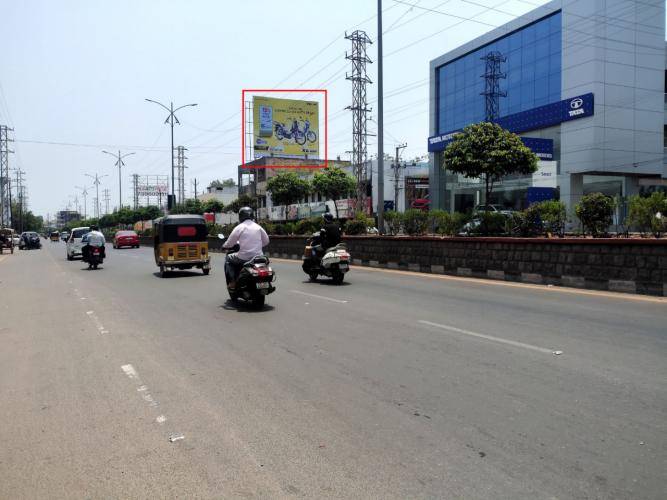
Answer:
[241,89,328,169]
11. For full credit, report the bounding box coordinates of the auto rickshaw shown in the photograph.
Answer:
[0,228,15,254]
[49,231,60,242]
[153,214,210,277]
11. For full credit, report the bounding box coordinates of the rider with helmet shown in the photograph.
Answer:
[320,212,341,250]
[82,224,106,261]
[223,207,270,289]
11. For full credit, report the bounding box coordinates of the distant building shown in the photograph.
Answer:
[56,210,81,227]
[428,0,667,215]
[371,159,429,213]
[198,182,237,207]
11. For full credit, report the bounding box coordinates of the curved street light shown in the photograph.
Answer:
[145,99,198,202]
[102,150,135,211]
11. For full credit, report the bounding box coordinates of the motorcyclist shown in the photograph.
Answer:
[82,224,106,262]
[320,212,341,251]
[223,207,269,290]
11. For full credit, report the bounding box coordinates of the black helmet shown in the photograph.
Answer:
[238,206,254,222]
[323,212,334,223]
[90,224,99,231]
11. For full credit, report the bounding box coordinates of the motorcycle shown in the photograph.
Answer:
[303,119,317,144]
[302,231,350,284]
[274,120,307,145]
[218,235,276,308]
[83,245,105,270]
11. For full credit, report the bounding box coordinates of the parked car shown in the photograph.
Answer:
[113,230,140,249]
[12,235,20,246]
[473,204,514,216]
[66,226,90,260]
[19,231,42,250]
[411,196,430,211]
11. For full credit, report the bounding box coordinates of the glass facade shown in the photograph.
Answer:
[437,12,562,134]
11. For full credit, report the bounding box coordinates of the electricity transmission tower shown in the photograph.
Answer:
[481,51,507,122]
[0,125,14,227]
[345,30,373,212]
[14,168,26,232]
[132,174,139,209]
[176,146,188,203]
[103,188,111,215]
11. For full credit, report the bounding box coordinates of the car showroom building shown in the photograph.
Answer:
[428,0,666,216]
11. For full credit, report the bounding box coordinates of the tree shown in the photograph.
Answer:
[225,194,257,214]
[444,122,538,206]
[203,199,224,214]
[627,192,667,238]
[209,178,236,189]
[170,198,204,215]
[312,166,356,219]
[266,171,311,207]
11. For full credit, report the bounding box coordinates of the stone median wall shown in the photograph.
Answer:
[138,235,667,296]
[261,235,667,296]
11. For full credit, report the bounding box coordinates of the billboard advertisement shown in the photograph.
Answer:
[137,183,168,197]
[253,96,319,159]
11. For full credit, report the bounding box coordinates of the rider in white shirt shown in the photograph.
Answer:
[82,225,106,260]
[223,207,269,288]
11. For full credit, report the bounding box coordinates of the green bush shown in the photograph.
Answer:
[402,209,429,236]
[626,192,667,238]
[344,212,372,235]
[428,209,450,235]
[575,192,614,237]
[534,200,566,236]
[294,217,321,235]
[384,210,402,235]
[472,212,508,236]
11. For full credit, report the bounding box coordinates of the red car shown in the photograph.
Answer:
[113,230,140,249]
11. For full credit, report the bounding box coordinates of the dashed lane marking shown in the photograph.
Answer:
[290,289,348,304]
[418,320,560,355]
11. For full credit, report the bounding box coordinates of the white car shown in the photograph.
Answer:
[11,235,19,246]
[66,226,90,260]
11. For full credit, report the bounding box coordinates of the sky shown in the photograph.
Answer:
[0,0,552,217]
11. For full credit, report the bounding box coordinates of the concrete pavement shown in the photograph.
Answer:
[0,241,665,498]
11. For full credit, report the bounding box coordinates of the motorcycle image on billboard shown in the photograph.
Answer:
[253,96,319,159]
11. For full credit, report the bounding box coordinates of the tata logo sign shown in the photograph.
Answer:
[568,97,585,117]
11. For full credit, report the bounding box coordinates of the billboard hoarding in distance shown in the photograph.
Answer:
[253,96,319,159]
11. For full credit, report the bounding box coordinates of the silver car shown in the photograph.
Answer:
[66,227,90,260]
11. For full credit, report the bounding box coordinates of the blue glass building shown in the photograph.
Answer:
[428,0,666,216]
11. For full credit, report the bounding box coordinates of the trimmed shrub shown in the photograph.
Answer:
[472,212,507,236]
[534,200,566,236]
[402,209,429,236]
[575,192,614,237]
[428,209,450,235]
[344,212,372,235]
[294,217,321,235]
[626,192,667,238]
[384,210,402,235]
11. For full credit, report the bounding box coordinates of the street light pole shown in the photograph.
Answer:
[75,185,89,219]
[145,99,197,201]
[85,173,108,219]
[102,150,135,211]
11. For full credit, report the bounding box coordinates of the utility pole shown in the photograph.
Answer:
[345,30,373,213]
[393,143,407,211]
[102,149,135,211]
[145,99,198,205]
[103,188,110,214]
[176,146,188,203]
[85,173,108,219]
[14,169,25,233]
[0,125,14,228]
[377,0,385,233]
[192,178,198,200]
[75,185,89,219]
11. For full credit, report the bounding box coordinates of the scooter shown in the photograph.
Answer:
[302,231,350,284]
[274,120,307,145]
[83,245,105,270]
[218,234,276,309]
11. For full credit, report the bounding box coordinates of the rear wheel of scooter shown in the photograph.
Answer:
[308,271,319,282]
[159,265,166,278]
[332,271,344,284]
[93,263,98,270]
[202,268,210,275]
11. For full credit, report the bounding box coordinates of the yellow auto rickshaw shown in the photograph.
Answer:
[153,215,210,277]
[49,231,60,242]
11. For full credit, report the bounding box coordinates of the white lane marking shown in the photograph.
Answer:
[290,290,348,304]
[156,415,167,424]
[418,320,559,355]
[85,310,108,334]
[169,434,185,442]
[121,364,139,380]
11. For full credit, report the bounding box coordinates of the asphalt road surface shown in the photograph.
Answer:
[1,241,665,499]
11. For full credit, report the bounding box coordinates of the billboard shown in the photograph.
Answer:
[136,183,168,197]
[253,96,319,159]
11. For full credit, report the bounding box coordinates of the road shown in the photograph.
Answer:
[0,241,665,499]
